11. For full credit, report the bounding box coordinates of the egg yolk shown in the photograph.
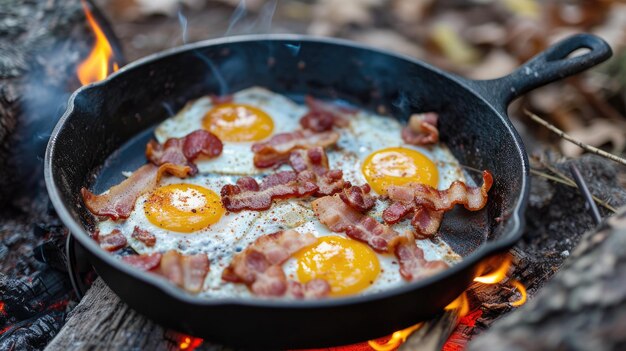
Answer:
[202,103,274,142]
[144,184,224,233]
[362,147,438,195]
[295,236,380,297]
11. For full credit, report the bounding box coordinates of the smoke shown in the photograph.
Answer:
[177,10,188,44]
[225,0,248,36]
[224,0,278,36]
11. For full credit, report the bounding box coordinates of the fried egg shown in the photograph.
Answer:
[99,87,468,299]
[155,87,304,175]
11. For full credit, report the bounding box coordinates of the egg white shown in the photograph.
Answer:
[102,87,472,299]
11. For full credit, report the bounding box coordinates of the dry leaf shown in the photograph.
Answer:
[308,0,383,36]
[467,50,518,80]
[502,0,540,19]
[430,23,480,66]
[350,30,423,58]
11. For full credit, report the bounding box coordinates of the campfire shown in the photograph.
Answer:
[2,1,626,351]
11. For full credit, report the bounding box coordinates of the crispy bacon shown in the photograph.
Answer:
[210,94,233,105]
[299,96,353,132]
[160,251,210,294]
[222,230,330,298]
[394,236,449,281]
[222,147,348,212]
[383,171,492,238]
[131,226,156,247]
[288,147,329,175]
[411,207,444,239]
[396,170,493,211]
[401,112,439,145]
[93,229,128,252]
[251,129,339,168]
[312,195,400,252]
[289,147,348,196]
[221,171,318,212]
[338,184,375,212]
[383,189,444,238]
[146,130,223,175]
[122,253,162,271]
[81,163,191,220]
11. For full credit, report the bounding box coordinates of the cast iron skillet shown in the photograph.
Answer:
[45,33,611,348]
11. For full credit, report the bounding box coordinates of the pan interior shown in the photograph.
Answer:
[92,93,489,263]
[51,37,524,297]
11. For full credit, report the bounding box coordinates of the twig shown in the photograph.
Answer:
[524,109,626,167]
[569,164,603,225]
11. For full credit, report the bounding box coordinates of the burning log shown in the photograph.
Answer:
[0,0,121,349]
[0,0,122,208]
[45,154,626,350]
[469,207,626,350]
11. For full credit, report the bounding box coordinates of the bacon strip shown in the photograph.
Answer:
[210,94,233,105]
[396,170,493,211]
[160,251,210,294]
[131,226,156,247]
[81,163,191,220]
[122,253,162,271]
[299,96,353,132]
[312,195,400,252]
[146,130,223,175]
[394,236,449,281]
[222,230,330,298]
[221,171,318,212]
[251,129,339,168]
[411,207,445,239]
[383,171,492,238]
[383,189,444,238]
[401,112,439,145]
[288,147,348,196]
[222,148,348,212]
[92,229,128,252]
[338,184,375,212]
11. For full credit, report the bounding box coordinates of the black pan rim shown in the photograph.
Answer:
[44,33,529,309]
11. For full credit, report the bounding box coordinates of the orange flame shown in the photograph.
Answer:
[445,292,470,317]
[368,324,422,351]
[509,279,527,307]
[77,0,119,85]
[473,254,527,307]
[473,255,512,284]
[178,336,203,350]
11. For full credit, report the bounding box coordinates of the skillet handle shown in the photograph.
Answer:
[470,33,612,109]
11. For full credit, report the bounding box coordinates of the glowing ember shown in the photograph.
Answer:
[473,255,512,284]
[0,301,5,315]
[178,336,203,350]
[77,0,119,85]
[367,323,422,351]
[509,279,527,307]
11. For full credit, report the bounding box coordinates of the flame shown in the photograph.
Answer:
[444,292,470,317]
[77,0,118,85]
[473,254,528,307]
[473,255,511,284]
[178,336,203,350]
[368,323,422,351]
[0,301,5,315]
[509,279,527,307]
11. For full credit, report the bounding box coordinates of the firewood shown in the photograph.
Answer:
[469,208,626,351]
[0,0,120,209]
